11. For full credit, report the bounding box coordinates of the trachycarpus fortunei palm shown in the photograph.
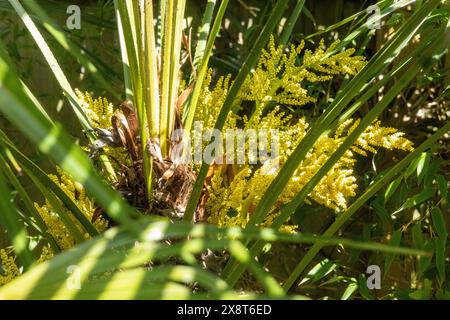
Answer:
[90,0,414,230]
[0,0,448,297]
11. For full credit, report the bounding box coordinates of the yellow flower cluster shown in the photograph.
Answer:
[195,70,236,129]
[34,202,75,251]
[239,36,366,109]
[0,249,20,286]
[340,119,414,156]
[76,89,114,128]
[206,115,414,230]
[0,245,57,286]
[75,90,129,170]
[34,168,108,251]
[37,245,54,263]
[0,169,108,286]
[199,38,412,232]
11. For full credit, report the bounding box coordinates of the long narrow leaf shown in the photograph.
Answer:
[0,215,430,299]
[0,42,142,235]
[0,130,99,239]
[8,0,91,131]
[21,0,121,100]
[183,0,229,133]
[8,0,117,182]
[279,0,305,46]
[0,152,60,253]
[0,172,35,269]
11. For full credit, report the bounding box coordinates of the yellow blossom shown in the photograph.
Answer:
[195,70,235,129]
[76,89,114,128]
[38,245,54,263]
[34,168,108,251]
[75,90,129,169]
[239,36,366,108]
[0,249,20,286]
[0,246,55,286]
[200,37,412,231]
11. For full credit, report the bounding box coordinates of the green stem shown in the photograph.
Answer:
[279,0,306,46]
[167,0,186,145]
[0,172,35,270]
[183,0,229,133]
[190,0,218,82]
